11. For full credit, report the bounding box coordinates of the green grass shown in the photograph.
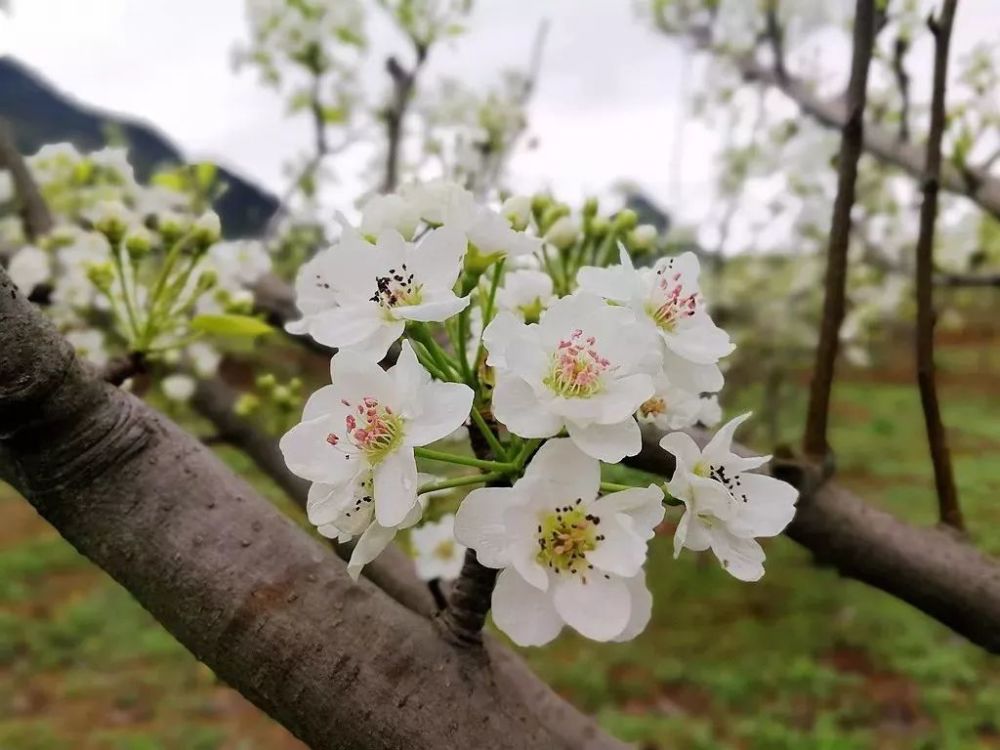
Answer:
[1,337,998,748]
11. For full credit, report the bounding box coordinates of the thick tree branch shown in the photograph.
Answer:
[0,266,626,750]
[914,0,963,530]
[626,429,1000,654]
[0,120,53,243]
[802,0,876,459]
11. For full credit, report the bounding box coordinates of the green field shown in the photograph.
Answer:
[1,334,998,749]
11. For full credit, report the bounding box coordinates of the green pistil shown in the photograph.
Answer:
[536,502,604,576]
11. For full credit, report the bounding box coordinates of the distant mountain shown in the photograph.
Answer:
[0,56,279,238]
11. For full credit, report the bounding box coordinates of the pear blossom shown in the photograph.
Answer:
[501,195,532,231]
[208,240,272,288]
[65,329,109,368]
[7,245,50,293]
[307,471,426,580]
[410,514,466,581]
[543,216,580,250]
[287,224,470,360]
[454,439,663,646]
[696,394,723,427]
[660,414,797,582]
[577,245,734,393]
[280,341,474,577]
[162,374,197,403]
[636,373,702,431]
[495,269,555,323]
[359,194,421,240]
[483,292,658,462]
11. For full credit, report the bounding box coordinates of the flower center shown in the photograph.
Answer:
[536,501,604,577]
[646,263,699,331]
[433,539,457,561]
[370,263,423,310]
[639,396,667,418]
[328,396,404,465]
[694,462,749,506]
[543,329,611,398]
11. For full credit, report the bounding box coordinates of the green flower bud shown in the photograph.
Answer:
[193,211,222,250]
[583,197,599,218]
[125,227,154,259]
[531,194,552,222]
[85,261,115,293]
[272,385,292,405]
[613,209,638,231]
[629,224,658,252]
[589,216,610,239]
[158,212,190,244]
[256,373,277,391]
[539,204,570,234]
[196,269,218,293]
[501,195,532,231]
[92,200,130,245]
[234,393,261,417]
[543,216,580,250]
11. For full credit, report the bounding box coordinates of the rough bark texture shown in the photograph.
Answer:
[914,0,963,530]
[626,429,1000,654]
[802,0,876,459]
[0,267,626,750]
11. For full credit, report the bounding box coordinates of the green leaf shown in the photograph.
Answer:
[191,314,273,338]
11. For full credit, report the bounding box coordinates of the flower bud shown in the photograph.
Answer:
[256,373,277,391]
[158,211,190,244]
[85,261,116,293]
[125,227,154,260]
[543,216,580,250]
[196,268,218,293]
[531,194,552,221]
[582,197,599,218]
[539,204,570,234]
[501,195,532,231]
[234,393,261,417]
[224,288,255,314]
[92,201,130,244]
[193,211,222,250]
[629,224,658,252]
[613,208,638,232]
[589,216,610,239]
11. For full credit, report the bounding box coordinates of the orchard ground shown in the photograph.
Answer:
[1,309,998,750]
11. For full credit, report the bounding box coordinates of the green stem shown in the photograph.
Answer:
[408,340,449,381]
[470,408,509,462]
[456,305,474,385]
[599,482,638,494]
[414,447,513,473]
[513,437,543,468]
[417,472,504,494]
[408,325,461,382]
[140,232,195,349]
[473,259,504,382]
[111,242,142,341]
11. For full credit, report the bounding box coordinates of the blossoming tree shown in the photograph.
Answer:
[1,0,1000,748]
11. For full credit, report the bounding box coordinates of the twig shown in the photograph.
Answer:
[101,352,147,386]
[892,33,912,142]
[915,0,963,530]
[381,41,429,194]
[763,0,787,83]
[0,119,53,243]
[802,0,877,459]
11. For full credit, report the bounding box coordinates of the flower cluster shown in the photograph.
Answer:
[279,180,799,646]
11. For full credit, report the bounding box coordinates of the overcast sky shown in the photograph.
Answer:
[0,0,995,233]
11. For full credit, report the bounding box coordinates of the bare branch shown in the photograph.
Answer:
[892,33,912,142]
[381,41,429,194]
[763,0,787,84]
[0,119,53,242]
[626,429,1000,654]
[914,0,963,530]
[802,0,876,459]
[0,265,627,750]
[935,271,1000,287]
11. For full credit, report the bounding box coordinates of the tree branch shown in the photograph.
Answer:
[381,40,429,194]
[914,0,963,530]
[802,0,876,459]
[667,23,1000,220]
[0,265,626,750]
[0,119,54,243]
[626,428,1000,654]
[892,33,912,142]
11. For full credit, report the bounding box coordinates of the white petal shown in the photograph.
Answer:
[566,417,642,462]
[454,487,515,568]
[307,303,384,349]
[591,486,666,540]
[585,514,646,577]
[658,431,703,474]
[521,438,600,503]
[492,374,563,438]
[673,509,712,556]
[405,381,474,447]
[323,350,397,409]
[341,320,406,362]
[347,523,398,581]
[491,569,564,647]
[728,473,798,538]
[710,530,766,582]
[373,449,418,527]
[482,310,525,368]
[390,340,430,407]
[279,415,362,484]
[394,293,470,322]
[612,573,653,643]
[408,225,467,287]
[664,323,734,365]
[553,574,631,641]
[702,413,752,465]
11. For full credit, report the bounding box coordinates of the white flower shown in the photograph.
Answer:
[629,224,658,250]
[162,374,197,403]
[636,373,702,431]
[280,342,473,577]
[287,225,470,360]
[360,194,421,240]
[454,439,663,646]
[483,292,658,462]
[187,342,222,378]
[577,245,734,393]
[543,216,579,250]
[65,329,108,368]
[208,240,272,287]
[696,395,722,427]
[660,414,797,582]
[495,269,555,323]
[501,195,532,231]
[7,245,50,292]
[410,514,465,581]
